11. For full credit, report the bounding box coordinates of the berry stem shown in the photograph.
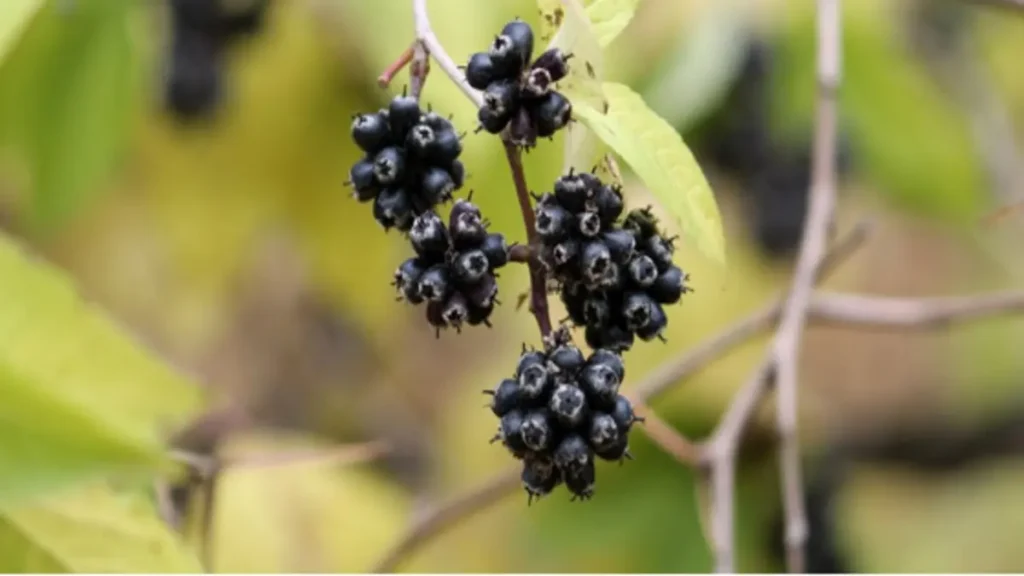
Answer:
[503,141,552,337]
[377,44,415,89]
[411,0,485,107]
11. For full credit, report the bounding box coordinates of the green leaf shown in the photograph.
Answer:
[0,233,204,503]
[0,483,202,572]
[0,0,42,64]
[583,0,640,47]
[0,0,140,231]
[573,82,725,265]
[540,0,607,111]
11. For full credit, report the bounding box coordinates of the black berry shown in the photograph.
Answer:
[465,52,496,90]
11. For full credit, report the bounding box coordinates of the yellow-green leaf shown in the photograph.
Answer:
[573,82,725,264]
[583,0,640,47]
[0,233,205,503]
[0,0,41,64]
[0,483,202,572]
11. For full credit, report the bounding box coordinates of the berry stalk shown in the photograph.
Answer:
[504,142,552,337]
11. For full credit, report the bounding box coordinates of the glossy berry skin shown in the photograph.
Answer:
[636,301,668,341]
[478,106,511,134]
[589,349,626,381]
[453,250,490,284]
[465,52,496,90]
[650,266,688,304]
[588,413,621,453]
[481,234,509,268]
[610,395,641,433]
[388,95,422,139]
[531,48,571,82]
[603,229,636,264]
[351,113,391,154]
[532,91,572,137]
[549,384,589,429]
[417,265,451,303]
[487,378,521,417]
[564,459,596,500]
[554,434,591,474]
[521,455,561,503]
[520,409,556,452]
[348,160,377,200]
[498,410,529,454]
[489,20,533,77]
[535,203,572,242]
[409,212,449,259]
[372,147,405,186]
[628,254,660,288]
[420,167,456,206]
[373,187,413,231]
[464,275,498,309]
[579,362,620,410]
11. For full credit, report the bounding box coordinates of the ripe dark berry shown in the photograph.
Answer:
[523,67,552,99]
[520,409,556,452]
[417,265,451,302]
[478,105,512,134]
[373,187,413,231]
[464,274,499,309]
[650,266,687,304]
[406,123,436,157]
[453,250,490,284]
[564,459,596,500]
[465,52,496,90]
[531,47,571,82]
[577,211,602,237]
[622,291,657,332]
[602,229,636,264]
[449,197,481,223]
[489,20,534,77]
[579,362,620,409]
[610,395,642,433]
[585,324,635,352]
[351,112,391,154]
[547,344,585,376]
[588,413,621,453]
[486,378,521,417]
[516,350,550,398]
[593,433,630,462]
[483,79,519,118]
[498,410,529,454]
[549,384,588,429]
[554,174,589,213]
[409,212,449,259]
[388,94,422,138]
[644,235,675,270]
[627,254,659,288]
[636,301,667,341]
[481,234,509,268]
[623,208,659,238]
[549,238,580,269]
[535,203,572,241]
[582,296,611,327]
[450,210,488,250]
[427,128,463,166]
[531,91,572,138]
[588,349,625,382]
[560,284,587,324]
[393,258,426,304]
[448,160,466,188]
[372,147,405,186]
[420,166,456,206]
[467,300,495,326]
[348,160,377,200]
[522,454,561,503]
[590,185,624,225]
[553,434,590,474]
[581,241,613,287]
[441,292,470,330]
[165,26,223,121]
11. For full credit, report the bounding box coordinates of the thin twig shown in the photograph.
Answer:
[633,403,701,465]
[504,142,552,337]
[371,469,521,573]
[411,0,484,108]
[768,2,842,571]
[810,290,1024,328]
[378,45,415,89]
[632,220,872,403]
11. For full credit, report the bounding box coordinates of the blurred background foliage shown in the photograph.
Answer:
[2,0,1024,572]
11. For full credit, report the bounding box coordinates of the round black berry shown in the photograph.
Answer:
[590,185,624,225]
[427,128,463,166]
[409,212,449,260]
[603,229,637,264]
[636,301,667,341]
[348,159,377,201]
[535,203,572,241]
[449,197,481,223]
[393,258,426,304]
[464,274,498,309]
[516,351,550,400]
[520,409,556,452]
[588,349,625,382]
[553,174,589,213]
[644,235,675,270]
[610,394,641,432]
[417,265,451,302]
[507,107,537,148]
[373,187,413,231]
[553,434,591,474]
[649,266,687,305]
[581,241,613,287]
[627,254,659,288]
[420,166,456,206]
[588,413,621,453]
[487,378,521,417]
[483,79,519,118]
[388,94,422,139]
[351,112,391,154]
[372,147,405,186]
[584,324,635,353]
[478,234,508,270]
[531,91,572,138]
[549,238,580,269]
[547,344,586,376]
[521,454,561,503]
[577,211,602,237]
[531,47,571,82]
[450,210,488,250]
[579,362,620,409]
[453,250,490,284]
[465,52,496,90]
[448,160,466,188]
[523,67,552,99]
[478,105,512,134]
[441,292,470,330]
[564,458,596,500]
[549,383,588,429]
[498,409,529,454]
[489,20,534,77]
[622,291,658,332]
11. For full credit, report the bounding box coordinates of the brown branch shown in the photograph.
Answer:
[378,45,415,89]
[632,219,872,404]
[961,0,1024,12]
[503,142,552,337]
[810,290,1024,328]
[633,403,701,465]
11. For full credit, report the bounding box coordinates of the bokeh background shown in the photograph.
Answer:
[3,0,1024,572]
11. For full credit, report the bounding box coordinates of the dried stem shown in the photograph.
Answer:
[378,45,415,89]
[503,142,552,337]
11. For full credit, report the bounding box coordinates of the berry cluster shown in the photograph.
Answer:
[464,20,573,148]
[166,0,271,120]
[486,329,642,502]
[348,94,467,232]
[393,199,509,333]
[532,172,691,352]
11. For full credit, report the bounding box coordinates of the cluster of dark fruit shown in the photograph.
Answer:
[486,328,643,502]
[531,172,690,352]
[392,199,509,333]
[166,0,270,120]
[347,94,467,232]
[464,20,573,148]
